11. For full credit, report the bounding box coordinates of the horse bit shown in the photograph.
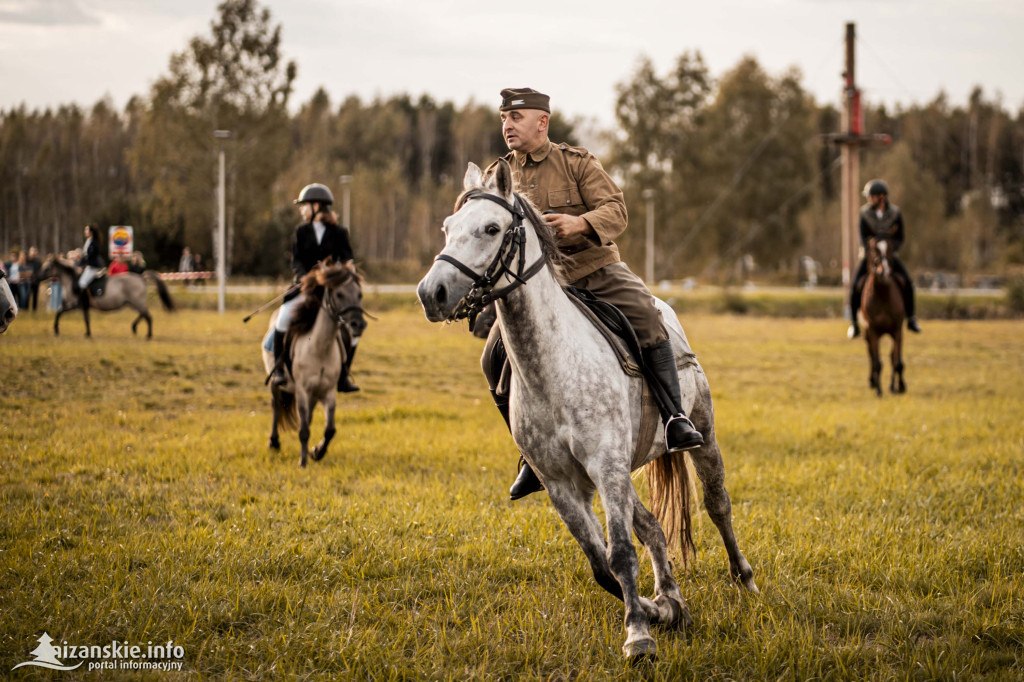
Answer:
[434,191,546,327]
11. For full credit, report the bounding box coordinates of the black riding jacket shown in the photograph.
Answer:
[291,221,354,281]
[81,237,105,268]
[859,203,905,252]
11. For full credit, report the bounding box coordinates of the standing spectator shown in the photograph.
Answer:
[14,251,32,309]
[179,246,194,288]
[129,251,147,274]
[193,252,206,286]
[109,255,129,276]
[27,246,42,311]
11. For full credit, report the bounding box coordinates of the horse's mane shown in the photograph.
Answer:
[453,187,567,285]
[288,261,361,336]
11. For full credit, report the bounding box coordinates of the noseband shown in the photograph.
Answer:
[319,273,364,328]
[434,191,546,326]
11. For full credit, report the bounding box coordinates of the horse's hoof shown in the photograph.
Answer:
[268,439,280,451]
[622,636,657,661]
[311,446,326,462]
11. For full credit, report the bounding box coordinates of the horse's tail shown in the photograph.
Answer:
[272,386,298,432]
[144,271,176,311]
[646,450,696,567]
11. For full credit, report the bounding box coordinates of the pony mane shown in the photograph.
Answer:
[289,261,361,337]
[453,187,567,284]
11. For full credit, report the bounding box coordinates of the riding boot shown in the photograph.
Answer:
[337,341,360,392]
[901,280,921,332]
[271,330,288,386]
[644,340,704,452]
[848,277,863,339]
[492,389,544,500]
[77,290,90,311]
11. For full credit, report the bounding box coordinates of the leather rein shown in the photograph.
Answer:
[433,191,546,327]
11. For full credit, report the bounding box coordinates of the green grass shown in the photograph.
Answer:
[1,304,1022,680]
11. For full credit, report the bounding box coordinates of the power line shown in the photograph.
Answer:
[698,155,843,278]
[663,38,844,263]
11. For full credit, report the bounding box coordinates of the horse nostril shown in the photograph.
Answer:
[434,284,447,307]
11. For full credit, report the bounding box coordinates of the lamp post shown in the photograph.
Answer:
[214,130,231,314]
[338,175,353,228]
[642,188,655,284]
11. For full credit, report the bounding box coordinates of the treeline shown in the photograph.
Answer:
[2,0,1022,281]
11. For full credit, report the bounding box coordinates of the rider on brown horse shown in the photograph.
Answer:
[848,180,921,339]
[271,183,361,392]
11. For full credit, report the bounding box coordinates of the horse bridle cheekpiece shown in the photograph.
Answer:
[434,191,546,327]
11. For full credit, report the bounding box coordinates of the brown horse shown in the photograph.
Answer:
[857,237,906,395]
[41,257,175,338]
[262,261,365,467]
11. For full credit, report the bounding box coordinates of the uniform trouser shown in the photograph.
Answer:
[482,261,668,395]
[851,256,915,318]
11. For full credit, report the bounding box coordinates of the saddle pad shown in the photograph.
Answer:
[87,275,106,298]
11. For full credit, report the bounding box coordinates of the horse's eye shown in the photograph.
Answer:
[485,223,501,236]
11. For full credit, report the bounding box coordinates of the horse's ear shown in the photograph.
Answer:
[493,158,514,203]
[464,162,483,190]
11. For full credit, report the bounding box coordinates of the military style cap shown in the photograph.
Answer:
[499,88,550,113]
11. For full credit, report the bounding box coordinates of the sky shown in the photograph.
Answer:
[0,0,1021,128]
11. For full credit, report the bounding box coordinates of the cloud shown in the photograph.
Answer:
[0,0,100,26]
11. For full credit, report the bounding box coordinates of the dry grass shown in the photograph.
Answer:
[1,302,1022,679]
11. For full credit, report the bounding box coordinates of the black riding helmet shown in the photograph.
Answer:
[862,179,889,198]
[293,183,334,205]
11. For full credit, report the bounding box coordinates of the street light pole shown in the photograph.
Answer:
[214,130,231,315]
[642,188,655,284]
[338,175,352,227]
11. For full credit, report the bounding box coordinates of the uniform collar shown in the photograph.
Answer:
[513,139,554,165]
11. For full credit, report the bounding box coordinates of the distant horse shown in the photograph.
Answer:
[41,257,175,338]
[262,261,364,467]
[858,237,906,395]
[417,161,757,659]
[0,266,17,334]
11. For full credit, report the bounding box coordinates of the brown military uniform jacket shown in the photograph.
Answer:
[486,140,628,282]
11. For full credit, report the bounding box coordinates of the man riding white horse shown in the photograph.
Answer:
[481,87,704,501]
[271,183,362,392]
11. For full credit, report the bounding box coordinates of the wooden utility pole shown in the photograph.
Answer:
[642,189,655,283]
[827,22,891,318]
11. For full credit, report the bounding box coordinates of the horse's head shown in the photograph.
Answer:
[868,237,893,282]
[316,261,365,336]
[418,160,554,323]
[0,266,17,334]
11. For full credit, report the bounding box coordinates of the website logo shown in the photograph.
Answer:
[11,633,82,671]
[11,632,185,673]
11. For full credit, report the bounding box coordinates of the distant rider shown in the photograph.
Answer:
[75,224,105,308]
[848,180,921,338]
[271,183,361,392]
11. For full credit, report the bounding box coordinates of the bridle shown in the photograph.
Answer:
[319,272,365,329]
[433,191,546,326]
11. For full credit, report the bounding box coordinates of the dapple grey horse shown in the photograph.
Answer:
[417,161,757,659]
[0,266,17,334]
[41,257,175,338]
[262,261,364,468]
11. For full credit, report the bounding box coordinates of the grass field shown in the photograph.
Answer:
[1,301,1022,680]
